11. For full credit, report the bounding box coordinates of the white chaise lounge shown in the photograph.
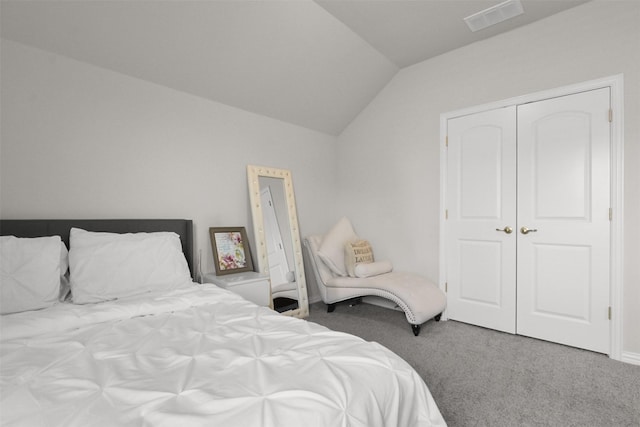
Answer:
[304,232,446,336]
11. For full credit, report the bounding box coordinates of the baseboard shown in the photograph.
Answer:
[308,295,322,304]
[362,296,403,311]
[308,295,401,310]
[620,351,640,366]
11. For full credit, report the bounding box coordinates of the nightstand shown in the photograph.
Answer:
[203,272,271,307]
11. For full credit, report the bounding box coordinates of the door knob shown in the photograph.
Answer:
[520,226,538,235]
[496,226,513,234]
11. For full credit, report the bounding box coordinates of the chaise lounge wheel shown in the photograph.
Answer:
[411,324,421,336]
[434,313,442,322]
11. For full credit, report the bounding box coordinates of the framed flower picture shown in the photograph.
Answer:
[209,227,254,275]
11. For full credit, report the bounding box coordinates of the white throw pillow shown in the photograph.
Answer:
[69,228,192,304]
[0,235,63,314]
[354,260,393,278]
[317,217,358,276]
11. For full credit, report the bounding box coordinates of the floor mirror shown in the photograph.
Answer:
[247,165,309,318]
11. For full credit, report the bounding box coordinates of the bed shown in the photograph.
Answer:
[0,219,446,427]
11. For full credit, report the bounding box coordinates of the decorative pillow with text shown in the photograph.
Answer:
[345,239,374,277]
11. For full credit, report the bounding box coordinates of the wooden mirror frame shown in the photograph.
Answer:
[247,165,309,318]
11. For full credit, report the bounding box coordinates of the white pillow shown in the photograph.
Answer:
[59,241,69,275]
[69,228,192,304]
[59,242,71,301]
[317,217,358,276]
[0,235,63,314]
[354,260,393,278]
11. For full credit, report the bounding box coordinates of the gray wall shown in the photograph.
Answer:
[0,39,339,278]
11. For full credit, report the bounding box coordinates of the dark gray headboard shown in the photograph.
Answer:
[0,219,194,278]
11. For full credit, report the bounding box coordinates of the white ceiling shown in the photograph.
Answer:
[0,0,589,135]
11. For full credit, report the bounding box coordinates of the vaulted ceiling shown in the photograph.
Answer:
[0,0,588,135]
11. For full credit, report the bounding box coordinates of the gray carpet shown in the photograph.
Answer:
[306,301,640,427]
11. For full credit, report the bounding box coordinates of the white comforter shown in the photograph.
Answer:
[1,284,446,427]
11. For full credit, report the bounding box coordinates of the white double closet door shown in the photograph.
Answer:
[446,88,611,354]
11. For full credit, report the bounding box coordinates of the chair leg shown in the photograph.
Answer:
[411,324,421,336]
[327,303,336,313]
[434,313,442,322]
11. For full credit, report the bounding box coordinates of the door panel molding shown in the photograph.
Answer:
[459,239,503,306]
[440,74,624,360]
[532,243,592,321]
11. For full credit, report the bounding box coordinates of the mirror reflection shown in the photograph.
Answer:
[247,165,309,318]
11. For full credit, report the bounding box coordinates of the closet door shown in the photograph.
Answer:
[516,88,611,353]
[446,106,517,333]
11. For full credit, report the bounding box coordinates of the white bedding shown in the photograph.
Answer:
[0,284,446,427]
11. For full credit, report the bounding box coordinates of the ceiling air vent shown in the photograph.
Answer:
[464,0,524,32]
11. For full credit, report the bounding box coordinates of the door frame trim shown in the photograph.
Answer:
[439,74,624,360]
